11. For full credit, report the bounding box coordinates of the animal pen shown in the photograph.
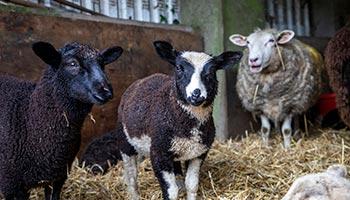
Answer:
[0,0,349,199]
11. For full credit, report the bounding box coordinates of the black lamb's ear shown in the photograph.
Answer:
[100,46,123,65]
[153,41,178,66]
[214,51,243,70]
[32,41,61,68]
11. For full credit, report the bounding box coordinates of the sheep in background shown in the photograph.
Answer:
[117,41,242,200]
[80,130,121,175]
[230,28,323,148]
[0,41,122,200]
[282,164,350,200]
[324,24,350,128]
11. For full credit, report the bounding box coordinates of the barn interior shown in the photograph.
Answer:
[0,0,349,199]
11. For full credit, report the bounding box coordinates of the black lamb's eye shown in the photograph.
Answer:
[70,61,77,67]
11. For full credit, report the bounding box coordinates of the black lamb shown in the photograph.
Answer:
[0,41,123,200]
[80,130,121,175]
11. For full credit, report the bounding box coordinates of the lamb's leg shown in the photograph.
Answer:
[282,115,293,148]
[44,185,52,200]
[151,153,178,200]
[13,188,29,200]
[185,158,203,200]
[260,115,271,146]
[121,153,139,200]
[46,178,65,200]
[174,161,185,191]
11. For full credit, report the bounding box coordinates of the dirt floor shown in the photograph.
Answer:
[22,129,350,199]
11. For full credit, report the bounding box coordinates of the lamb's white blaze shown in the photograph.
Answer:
[181,52,212,99]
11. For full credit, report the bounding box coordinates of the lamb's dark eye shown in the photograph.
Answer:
[176,65,184,72]
[246,40,250,44]
[268,39,275,43]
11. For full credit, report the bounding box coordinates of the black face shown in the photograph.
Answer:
[32,41,123,105]
[153,40,243,106]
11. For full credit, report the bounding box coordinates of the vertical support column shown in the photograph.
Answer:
[267,0,276,28]
[101,0,110,16]
[303,3,310,36]
[150,0,160,23]
[118,0,128,19]
[82,0,93,10]
[43,0,51,7]
[286,0,293,29]
[294,0,303,35]
[134,0,143,21]
[166,0,173,24]
[277,0,284,30]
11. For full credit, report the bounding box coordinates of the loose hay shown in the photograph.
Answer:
[25,129,350,200]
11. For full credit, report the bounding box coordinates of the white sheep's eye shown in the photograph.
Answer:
[268,39,275,43]
[246,40,250,44]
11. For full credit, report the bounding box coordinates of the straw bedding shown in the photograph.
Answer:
[4,129,350,200]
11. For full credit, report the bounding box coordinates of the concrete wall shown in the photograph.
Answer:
[223,0,265,137]
[0,6,203,155]
[181,0,229,140]
[311,0,350,37]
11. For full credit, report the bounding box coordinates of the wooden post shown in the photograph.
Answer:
[277,0,284,30]
[294,0,303,35]
[303,3,310,36]
[150,0,160,23]
[82,0,93,10]
[101,0,110,16]
[286,0,293,29]
[118,0,127,19]
[134,0,143,21]
[166,0,173,24]
[267,0,275,28]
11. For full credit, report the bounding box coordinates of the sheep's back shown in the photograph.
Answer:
[236,40,322,121]
[118,73,172,138]
[0,75,35,185]
[325,25,350,127]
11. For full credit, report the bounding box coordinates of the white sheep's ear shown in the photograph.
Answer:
[277,30,295,44]
[229,34,247,47]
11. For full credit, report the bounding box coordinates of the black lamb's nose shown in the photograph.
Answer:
[192,89,201,98]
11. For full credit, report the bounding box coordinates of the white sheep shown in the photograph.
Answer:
[282,164,350,200]
[230,28,323,148]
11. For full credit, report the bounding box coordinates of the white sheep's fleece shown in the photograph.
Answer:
[282,164,350,200]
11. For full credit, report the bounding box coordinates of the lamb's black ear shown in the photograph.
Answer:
[153,41,178,66]
[214,51,243,70]
[32,41,61,68]
[100,46,123,65]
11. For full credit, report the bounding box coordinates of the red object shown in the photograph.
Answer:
[316,93,337,116]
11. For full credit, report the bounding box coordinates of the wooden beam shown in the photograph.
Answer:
[4,0,46,8]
